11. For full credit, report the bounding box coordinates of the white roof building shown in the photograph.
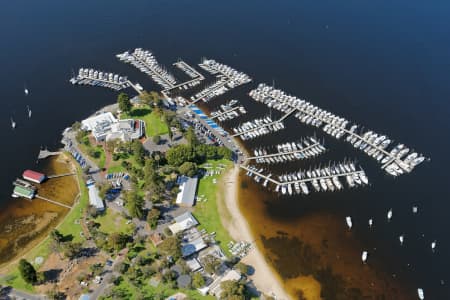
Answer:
[81,112,144,142]
[168,212,199,234]
[176,176,198,207]
[86,181,105,211]
[207,269,242,296]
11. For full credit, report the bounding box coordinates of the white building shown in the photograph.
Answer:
[176,176,198,207]
[168,212,198,235]
[81,112,144,142]
[86,180,105,211]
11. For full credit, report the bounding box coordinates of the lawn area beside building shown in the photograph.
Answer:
[192,159,234,257]
[121,105,168,137]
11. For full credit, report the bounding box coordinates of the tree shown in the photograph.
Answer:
[158,237,181,260]
[167,127,173,141]
[131,140,145,166]
[18,259,37,284]
[147,208,160,229]
[185,127,198,146]
[166,145,196,166]
[118,92,131,112]
[50,230,64,244]
[71,121,82,131]
[97,183,110,200]
[192,272,205,288]
[108,232,130,251]
[179,161,197,177]
[220,280,246,299]
[62,241,83,259]
[201,255,222,275]
[235,262,249,275]
[152,135,161,145]
[90,263,104,276]
[46,289,66,300]
[126,190,144,219]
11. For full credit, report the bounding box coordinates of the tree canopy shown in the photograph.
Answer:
[179,161,198,177]
[220,280,246,299]
[18,259,37,284]
[158,236,181,260]
[118,92,131,112]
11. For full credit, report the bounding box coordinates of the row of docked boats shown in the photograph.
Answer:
[190,77,229,102]
[211,99,247,122]
[173,60,203,79]
[70,68,130,91]
[198,58,252,88]
[232,116,285,140]
[249,83,427,176]
[244,161,368,196]
[117,48,177,89]
[250,136,326,164]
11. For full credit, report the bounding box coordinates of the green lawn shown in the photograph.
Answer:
[96,209,133,235]
[121,106,168,137]
[78,142,106,169]
[0,268,35,293]
[101,277,215,300]
[193,159,234,257]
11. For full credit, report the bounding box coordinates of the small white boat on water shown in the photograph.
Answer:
[27,105,32,118]
[387,209,393,221]
[24,87,29,95]
[417,288,424,299]
[368,218,373,228]
[361,251,368,263]
[346,216,353,230]
[431,240,437,252]
[412,206,418,214]
[399,235,404,246]
[11,117,16,129]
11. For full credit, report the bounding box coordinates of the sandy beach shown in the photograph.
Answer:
[220,165,291,300]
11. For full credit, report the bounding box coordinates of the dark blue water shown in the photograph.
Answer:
[1,1,449,298]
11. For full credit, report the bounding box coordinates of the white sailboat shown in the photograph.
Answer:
[387,209,393,222]
[431,240,437,252]
[417,288,424,299]
[345,216,353,230]
[361,251,368,263]
[412,206,418,214]
[11,117,16,129]
[24,87,29,95]
[368,218,373,228]
[27,105,32,118]
[399,235,404,246]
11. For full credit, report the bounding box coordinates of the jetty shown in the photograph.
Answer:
[70,68,132,91]
[36,194,72,209]
[38,149,61,160]
[47,173,75,179]
[240,161,368,196]
[247,137,326,163]
[210,100,247,122]
[249,83,427,176]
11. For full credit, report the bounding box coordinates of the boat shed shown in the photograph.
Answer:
[176,176,198,207]
[13,186,35,199]
[22,170,46,184]
[181,236,207,257]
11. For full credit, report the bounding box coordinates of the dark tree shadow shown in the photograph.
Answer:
[130,108,151,117]
[43,268,63,283]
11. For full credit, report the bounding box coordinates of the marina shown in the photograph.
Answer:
[117,48,177,90]
[246,136,326,164]
[249,83,428,176]
[210,99,247,122]
[190,59,252,103]
[70,68,134,91]
[241,161,368,196]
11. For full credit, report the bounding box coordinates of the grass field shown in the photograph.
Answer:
[192,159,234,257]
[96,209,133,235]
[121,106,168,137]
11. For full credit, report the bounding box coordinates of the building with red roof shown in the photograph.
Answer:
[22,170,46,184]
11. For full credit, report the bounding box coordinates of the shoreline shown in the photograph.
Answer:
[0,152,79,273]
[220,165,291,300]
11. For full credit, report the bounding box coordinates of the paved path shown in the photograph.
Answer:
[2,287,45,300]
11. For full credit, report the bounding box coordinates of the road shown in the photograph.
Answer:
[2,287,45,300]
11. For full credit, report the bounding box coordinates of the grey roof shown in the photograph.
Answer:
[176,176,198,206]
[177,275,192,289]
[174,211,198,225]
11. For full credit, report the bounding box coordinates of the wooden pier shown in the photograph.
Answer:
[240,165,279,185]
[231,108,296,137]
[246,141,321,160]
[210,105,241,120]
[36,195,72,209]
[47,173,76,179]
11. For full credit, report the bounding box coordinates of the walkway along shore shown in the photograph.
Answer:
[220,165,291,300]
